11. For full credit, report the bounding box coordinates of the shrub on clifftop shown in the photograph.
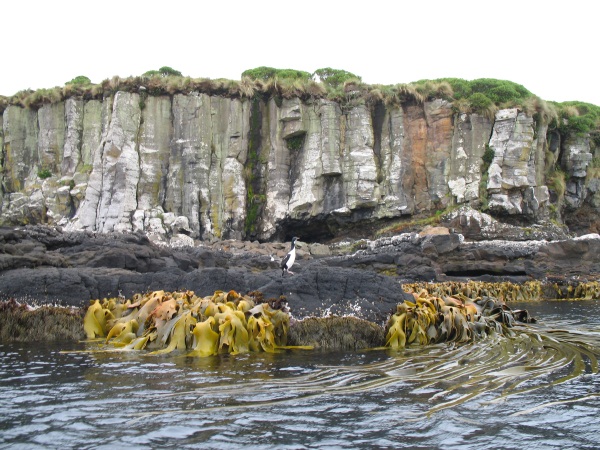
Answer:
[65,75,91,85]
[143,66,183,77]
[312,67,361,88]
[554,101,600,135]
[241,66,312,82]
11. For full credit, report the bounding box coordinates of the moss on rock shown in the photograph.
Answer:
[287,316,385,350]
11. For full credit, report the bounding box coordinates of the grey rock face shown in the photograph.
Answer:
[37,102,65,174]
[75,92,142,233]
[137,95,172,211]
[448,113,493,204]
[561,135,593,209]
[1,95,598,238]
[2,106,39,192]
[80,99,104,176]
[376,105,407,216]
[486,108,549,215]
[165,94,248,240]
[343,105,378,210]
[61,98,84,176]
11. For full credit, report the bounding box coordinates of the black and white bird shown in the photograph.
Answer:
[281,237,299,276]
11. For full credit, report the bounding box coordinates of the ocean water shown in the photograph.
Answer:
[1,300,599,449]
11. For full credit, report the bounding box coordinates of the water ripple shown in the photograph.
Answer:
[1,301,600,448]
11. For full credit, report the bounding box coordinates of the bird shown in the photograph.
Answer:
[281,237,299,276]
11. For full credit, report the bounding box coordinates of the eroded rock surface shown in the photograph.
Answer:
[3,93,597,242]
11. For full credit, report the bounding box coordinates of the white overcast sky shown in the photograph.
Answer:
[2,0,599,106]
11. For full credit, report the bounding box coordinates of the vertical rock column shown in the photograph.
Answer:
[0,106,41,225]
[2,106,39,192]
[47,98,84,224]
[424,100,453,209]
[80,100,105,175]
[37,101,67,224]
[61,98,85,176]
[69,99,109,228]
[319,100,344,214]
[166,93,249,240]
[523,119,550,218]
[77,92,142,232]
[342,105,378,210]
[376,105,408,217]
[261,99,290,239]
[137,95,172,212]
[448,113,493,204]
[166,93,211,238]
[487,108,542,214]
[401,104,428,212]
[287,98,322,216]
[561,135,593,208]
[37,102,65,174]
[209,97,248,240]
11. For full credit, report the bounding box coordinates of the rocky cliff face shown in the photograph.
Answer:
[1,92,597,242]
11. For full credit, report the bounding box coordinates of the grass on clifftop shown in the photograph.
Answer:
[1,68,598,134]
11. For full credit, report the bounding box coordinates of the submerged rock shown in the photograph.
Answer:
[0,299,85,342]
[287,316,384,350]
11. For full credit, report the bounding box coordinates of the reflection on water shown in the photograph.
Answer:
[1,300,600,449]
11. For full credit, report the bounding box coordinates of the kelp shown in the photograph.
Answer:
[403,280,600,302]
[553,280,600,300]
[83,281,595,357]
[384,287,535,350]
[402,280,544,303]
[84,286,535,355]
[70,283,600,420]
[83,290,291,356]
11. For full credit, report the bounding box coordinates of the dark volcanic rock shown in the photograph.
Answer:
[536,237,600,279]
[1,225,600,325]
[0,226,408,324]
[256,265,410,325]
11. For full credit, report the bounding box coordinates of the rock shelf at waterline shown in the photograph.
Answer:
[5,280,600,347]
[2,225,600,322]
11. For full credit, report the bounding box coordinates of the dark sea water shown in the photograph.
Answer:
[1,300,600,449]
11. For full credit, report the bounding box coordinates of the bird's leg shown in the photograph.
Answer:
[287,270,294,275]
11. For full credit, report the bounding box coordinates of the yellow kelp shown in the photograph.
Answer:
[83,299,114,339]
[554,281,600,300]
[83,289,290,357]
[402,281,543,303]
[385,287,533,350]
[403,279,600,301]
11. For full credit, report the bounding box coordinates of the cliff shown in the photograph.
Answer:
[1,91,598,242]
